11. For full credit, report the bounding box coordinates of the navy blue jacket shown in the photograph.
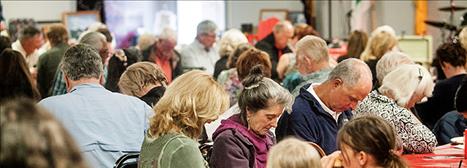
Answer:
[275,84,353,154]
[433,111,467,145]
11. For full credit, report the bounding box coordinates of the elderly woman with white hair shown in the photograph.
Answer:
[375,51,414,85]
[354,64,437,154]
[360,25,398,88]
[213,28,248,79]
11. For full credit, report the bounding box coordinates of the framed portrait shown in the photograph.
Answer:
[62,11,101,40]
[259,9,288,22]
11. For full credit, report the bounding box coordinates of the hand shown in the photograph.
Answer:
[321,151,342,168]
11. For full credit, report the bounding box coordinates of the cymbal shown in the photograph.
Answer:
[424,20,457,31]
[439,6,466,11]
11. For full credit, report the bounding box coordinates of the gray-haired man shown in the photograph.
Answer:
[39,44,152,168]
[180,20,219,74]
[276,58,373,155]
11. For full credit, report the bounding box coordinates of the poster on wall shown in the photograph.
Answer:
[62,11,101,40]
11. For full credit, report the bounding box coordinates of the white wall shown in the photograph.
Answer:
[3,1,76,22]
[226,0,303,29]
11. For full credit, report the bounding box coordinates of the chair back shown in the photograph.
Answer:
[114,153,140,168]
[308,142,326,157]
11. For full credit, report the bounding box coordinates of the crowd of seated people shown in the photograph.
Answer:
[1,18,467,168]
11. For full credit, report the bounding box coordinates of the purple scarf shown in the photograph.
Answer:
[213,114,273,168]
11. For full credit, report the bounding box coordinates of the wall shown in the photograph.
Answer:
[3,1,76,22]
[225,0,303,29]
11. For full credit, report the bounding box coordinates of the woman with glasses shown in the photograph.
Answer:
[354,64,437,153]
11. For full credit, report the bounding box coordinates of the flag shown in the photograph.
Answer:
[351,0,373,33]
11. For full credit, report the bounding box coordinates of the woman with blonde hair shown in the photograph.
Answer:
[267,138,322,168]
[360,28,398,87]
[213,28,249,79]
[354,64,437,153]
[0,98,87,168]
[138,70,229,168]
[118,62,167,107]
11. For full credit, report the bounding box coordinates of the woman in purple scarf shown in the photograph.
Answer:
[210,65,293,168]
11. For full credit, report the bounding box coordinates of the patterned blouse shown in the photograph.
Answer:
[217,68,242,107]
[354,91,437,154]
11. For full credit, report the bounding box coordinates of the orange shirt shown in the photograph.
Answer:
[155,56,172,83]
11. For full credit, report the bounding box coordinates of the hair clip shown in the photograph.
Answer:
[245,83,260,90]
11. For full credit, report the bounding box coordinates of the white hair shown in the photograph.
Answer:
[376,51,414,84]
[158,27,177,41]
[218,29,248,57]
[137,33,156,51]
[378,64,434,107]
[371,25,396,37]
[295,35,329,63]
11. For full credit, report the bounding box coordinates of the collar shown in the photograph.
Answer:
[193,39,211,52]
[306,83,340,122]
[12,40,27,57]
[302,68,332,81]
[69,83,104,93]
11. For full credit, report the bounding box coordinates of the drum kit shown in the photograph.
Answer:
[424,0,466,42]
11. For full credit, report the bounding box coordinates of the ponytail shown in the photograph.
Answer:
[384,151,408,168]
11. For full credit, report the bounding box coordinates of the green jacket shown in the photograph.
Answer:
[139,133,207,168]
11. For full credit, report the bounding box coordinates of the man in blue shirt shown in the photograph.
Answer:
[276,58,373,154]
[39,44,152,168]
[50,32,110,96]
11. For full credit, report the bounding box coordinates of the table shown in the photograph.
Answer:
[403,144,467,167]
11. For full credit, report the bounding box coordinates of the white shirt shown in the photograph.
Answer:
[180,39,219,74]
[306,83,341,122]
[12,40,39,69]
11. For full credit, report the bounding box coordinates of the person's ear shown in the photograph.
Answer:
[358,151,368,166]
[333,78,343,88]
[99,74,105,85]
[64,75,71,93]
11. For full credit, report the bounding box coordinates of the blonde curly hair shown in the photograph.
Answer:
[148,70,229,139]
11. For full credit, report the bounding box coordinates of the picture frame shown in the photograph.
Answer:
[287,11,307,24]
[259,9,288,22]
[62,11,101,40]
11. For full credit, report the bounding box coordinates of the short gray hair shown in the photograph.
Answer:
[18,26,41,41]
[295,35,329,63]
[378,64,434,107]
[328,58,372,87]
[158,27,177,40]
[197,20,217,35]
[376,51,414,84]
[78,32,106,50]
[60,44,104,81]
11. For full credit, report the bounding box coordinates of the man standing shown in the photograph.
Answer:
[180,20,219,75]
[39,44,152,168]
[255,21,294,81]
[276,58,373,154]
[36,24,70,98]
[11,26,44,73]
[143,27,182,83]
